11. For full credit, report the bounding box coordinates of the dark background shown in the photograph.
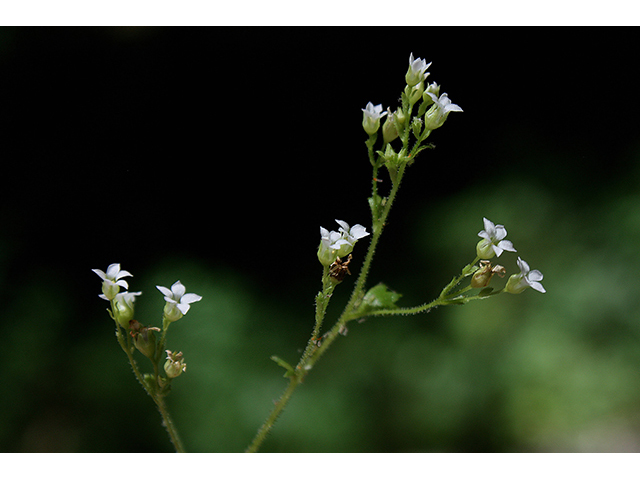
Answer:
[2,28,640,452]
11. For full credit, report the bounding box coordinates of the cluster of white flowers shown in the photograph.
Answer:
[317,220,370,267]
[476,218,545,294]
[361,53,462,137]
[93,263,202,327]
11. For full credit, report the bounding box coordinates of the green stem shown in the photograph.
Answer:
[113,307,185,453]
[246,94,452,452]
[153,395,186,453]
[246,164,408,453]
[245,375,301,453]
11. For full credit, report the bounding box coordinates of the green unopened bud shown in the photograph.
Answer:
[164,350,186,379]
[130,320,160,360]
[411,117,423,140]
[418,82,441,116]
[382,108,399,144]
[404,81,425,106]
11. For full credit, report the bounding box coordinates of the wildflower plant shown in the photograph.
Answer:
[93,53,545,453]
[93,263,201,452]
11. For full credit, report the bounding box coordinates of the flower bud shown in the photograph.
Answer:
[382,108,399,144]
[129,320,161,360]
[422,82,440,107]
[164,350,186,379]
[404,81,424,106]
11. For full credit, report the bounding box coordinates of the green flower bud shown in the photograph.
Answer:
[382,108,399,144]
[164,350,186,379]
[129,320,160,360]
[404,81,425,106]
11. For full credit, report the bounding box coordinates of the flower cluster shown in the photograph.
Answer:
[474,218,545,294]
[317,219,369,267]
[93,263,203,328]
[361,53,462,183]
[93,263,142,328]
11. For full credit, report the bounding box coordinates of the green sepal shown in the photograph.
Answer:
[461,263,480,277]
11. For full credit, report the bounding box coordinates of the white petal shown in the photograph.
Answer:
[177,303,191,315]
[528,270,544,282]
[350,224,369,239]
[115,269,133,280]
[106,263,121,278]
[497,240,516,252]
[181,293,202,305]
[156,285,173,297]
[516,257,529,275]
[92,269,107,280]
[335,219,350,232]
[171,281,186,298]
[482,218,495,233]
[530,281,546,293]
[493,225,508,241]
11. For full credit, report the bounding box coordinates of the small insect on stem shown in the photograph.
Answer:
[329,254,352,282]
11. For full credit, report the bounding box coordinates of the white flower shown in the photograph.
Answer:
[505,257,546,294]
[476,217,517,259]
[335,219,369,245]
[423,92,463,130]
[361,102,388,135]
[317,220,370,266]
[406,53,432,87]
[156,281,202,321]
[92,263,133,300]
[112,291,142,327]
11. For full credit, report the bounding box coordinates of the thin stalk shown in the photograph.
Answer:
[245,164,408,453]
[113,310,185,453]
